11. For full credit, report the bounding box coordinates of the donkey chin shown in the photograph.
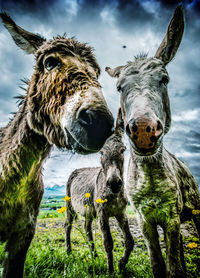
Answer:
[129,137,163,160]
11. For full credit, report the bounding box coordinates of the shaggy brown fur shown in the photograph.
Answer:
[0,13,113,278]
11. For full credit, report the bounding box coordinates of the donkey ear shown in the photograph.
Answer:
[105,66,124,78]
[154,5,184,65]
[0,13,46,54]
[115,107,124,135]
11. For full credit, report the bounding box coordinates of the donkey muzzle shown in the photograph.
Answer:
[76,107,114,152]
[126,116,163,154]
[106,177,123,194]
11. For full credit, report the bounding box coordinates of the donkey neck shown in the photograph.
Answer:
[130,144,166,170]
[0,100,51,181]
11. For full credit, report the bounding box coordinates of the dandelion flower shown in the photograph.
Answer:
[85,193,91,198]
[188,242,198,249]
[96,198,106,203]
[192,209,200,215]
[57,207,67,213]
[63,196,71,201]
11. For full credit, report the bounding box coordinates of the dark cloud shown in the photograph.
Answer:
[114,0,154,30]
[1,0,58,19]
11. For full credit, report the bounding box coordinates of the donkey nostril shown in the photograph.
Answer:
[157,120,162,131]
[150,136,156,142]
[146,126,151,132]
[132,124,138,132]
[126,124,131,136]
[78,109,93,126]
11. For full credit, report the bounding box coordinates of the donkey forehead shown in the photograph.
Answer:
[35,37,100,75]
[118,58,168,85]
[102,139,124,156]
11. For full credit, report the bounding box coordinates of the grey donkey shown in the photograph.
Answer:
[106,6,200,278]
[65,110,134,274]
[0,13,114,278]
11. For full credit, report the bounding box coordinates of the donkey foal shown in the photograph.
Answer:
[65,114,134,273]
[106,6,200,278]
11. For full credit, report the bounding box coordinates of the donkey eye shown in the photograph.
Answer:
[117,85,122,93]
[160,76,169,86]
[120,147,126,154]
[44,57,61,71]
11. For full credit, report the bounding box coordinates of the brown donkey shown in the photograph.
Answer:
[0,14,114,278]
[65,110,134,273]
[106,6,200,278]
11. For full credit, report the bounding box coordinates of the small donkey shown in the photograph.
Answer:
[65,110,134,273]
[0,14,113,278]
[106,6,200,278]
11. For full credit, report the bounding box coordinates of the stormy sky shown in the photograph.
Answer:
[0,0,200,189]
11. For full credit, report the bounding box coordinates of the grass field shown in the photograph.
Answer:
[0,196,200,277]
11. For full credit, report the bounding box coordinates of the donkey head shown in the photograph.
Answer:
[100,108,125,194]
[0,13,114,154]
[106,6,184,156]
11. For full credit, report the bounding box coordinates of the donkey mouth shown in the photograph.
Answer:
[65,124,114,155]
[65,128,98,154]
[129,138,161,156]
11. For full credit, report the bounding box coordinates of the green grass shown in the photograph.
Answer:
[26,219,153,278]
[0,198,199,277]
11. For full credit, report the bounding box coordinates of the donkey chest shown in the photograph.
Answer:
[127,162,181,221]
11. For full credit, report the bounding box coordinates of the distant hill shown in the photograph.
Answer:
[44,185,65,197]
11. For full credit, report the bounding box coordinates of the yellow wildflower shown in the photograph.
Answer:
[57,207,67,213]
[85,204,88,208]
[96,198,107,203]
[85,193,91,198]
[63,196,71,201]
[192,209,200,215]
[188,242,198,249]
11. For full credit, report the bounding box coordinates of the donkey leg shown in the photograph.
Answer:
[180,234,186,273]
[85,217,95,253]
[99,215,114,273]
[65,205,74,253]
[192,214,200,237]
[143,222,166,278]
[3,224,35,278]
[165,219,186,278]
[115,214,134,272]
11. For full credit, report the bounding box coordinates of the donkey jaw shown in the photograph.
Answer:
[129,137,163,157]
